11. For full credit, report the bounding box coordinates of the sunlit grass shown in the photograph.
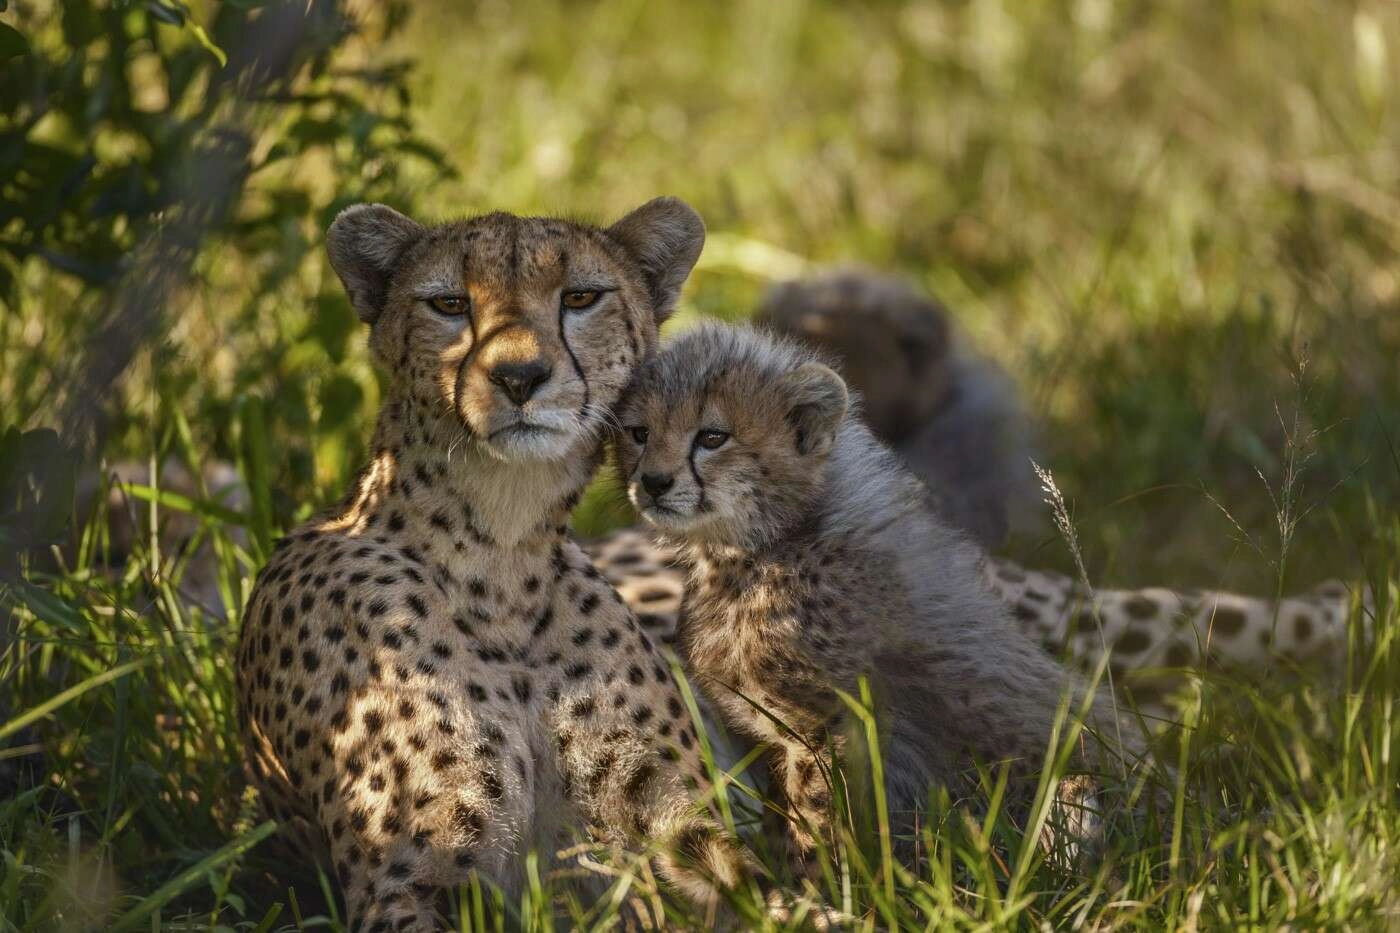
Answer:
[1,479,1395,927]
[3,0,1400,928]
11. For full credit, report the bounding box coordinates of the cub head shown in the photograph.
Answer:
[615,324,848,549]
[757,269,950,443]
[326,197,704,462]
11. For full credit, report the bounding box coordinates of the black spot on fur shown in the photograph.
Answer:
[1213,606,1247,637]
[1123,595,1159,620]
[1012,603,1040,624]
[1165,641,1194,668]
[1115,627,1153,655]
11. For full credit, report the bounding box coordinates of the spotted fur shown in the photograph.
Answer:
[236,199,753,931]
[611,323,1135,863]
[586,532,1372,721]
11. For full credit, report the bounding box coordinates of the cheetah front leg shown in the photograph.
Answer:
[316,694,533,933]
[550,689,755,913]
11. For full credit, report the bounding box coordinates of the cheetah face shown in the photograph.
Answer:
[758,270,951,443]
[616,323,848,548]
[325,198,704,463]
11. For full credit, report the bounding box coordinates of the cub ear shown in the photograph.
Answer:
[777,362,848,457]
[606,197,705,324]
[326,204,424,323]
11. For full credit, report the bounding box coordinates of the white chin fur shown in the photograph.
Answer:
[473,408,587,463]
[479,424,579,462]
[638,504,707,533]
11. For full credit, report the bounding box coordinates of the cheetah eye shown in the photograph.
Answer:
[695,429,729,450]
[628,426,649,445]
[427,296,469,316]
[561,289,602,311]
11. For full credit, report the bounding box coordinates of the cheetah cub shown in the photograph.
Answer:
[614,323,1132,861]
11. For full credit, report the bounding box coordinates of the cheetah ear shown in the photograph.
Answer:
[607,197,705,325]
[778,362,848,457]
[326,203,424,324]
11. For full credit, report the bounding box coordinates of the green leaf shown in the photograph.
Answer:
[0,22,26,60]
[307,291,358,363]
[119,483,250,527]
[237,396,275,556]
[186,22,227,67]
[107,821,279,933]
[317,374,364,433]
[0,659,149,742]
[1,579,88,634]
[0,425,80,564]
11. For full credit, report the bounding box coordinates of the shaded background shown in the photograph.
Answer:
[1,0,1398,926]
[6,0,1399,590]
[4,0,1399,587]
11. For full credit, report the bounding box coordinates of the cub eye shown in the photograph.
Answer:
[696,430,729,450]
[561,290,602,311]
[428,296,469,316]
[628,426,649,445]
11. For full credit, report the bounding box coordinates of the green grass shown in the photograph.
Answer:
[3,0,1400,928]
[1,492,1395,929]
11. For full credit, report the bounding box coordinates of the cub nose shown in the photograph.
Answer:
[640,473,675,498]
[488,360,553,406]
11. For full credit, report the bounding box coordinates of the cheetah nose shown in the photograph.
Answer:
[488,360,553,406]
[641,473,675,498]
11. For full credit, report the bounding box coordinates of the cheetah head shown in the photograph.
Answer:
[757,269,950,444]
[326,198,704,462]
[616,323,848,549]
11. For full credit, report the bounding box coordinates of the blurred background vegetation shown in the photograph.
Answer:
[5,0,1400,586]
[5,0,1399,590]
[1,0,1398,926]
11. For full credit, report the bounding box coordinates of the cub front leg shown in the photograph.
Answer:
[769,739,841,877]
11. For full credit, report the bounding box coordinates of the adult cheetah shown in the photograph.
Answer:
[236,198,752,930]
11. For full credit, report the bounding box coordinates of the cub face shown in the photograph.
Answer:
[615,324,848,548]
[325,198,704,462]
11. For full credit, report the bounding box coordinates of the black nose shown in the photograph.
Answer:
[641,473,675,498]
[488,360,553,406]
